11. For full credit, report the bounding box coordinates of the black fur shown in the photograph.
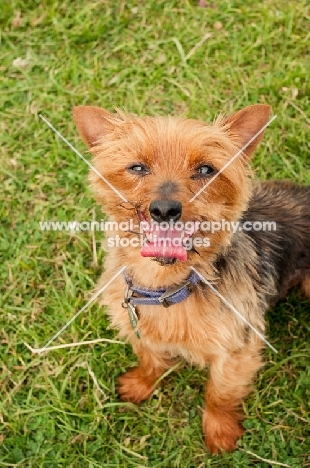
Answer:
[217,181,310,309]
[243,181,310,302]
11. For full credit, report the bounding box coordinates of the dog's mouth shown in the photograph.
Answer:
[152,257,177,266]
[139,216,198,264]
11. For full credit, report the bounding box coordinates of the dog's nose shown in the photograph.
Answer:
[149,200,182,223]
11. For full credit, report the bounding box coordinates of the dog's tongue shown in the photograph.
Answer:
[141,227,187,262]
[141,243,187,261]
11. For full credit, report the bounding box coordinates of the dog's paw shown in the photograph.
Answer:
[118,367,156,404]
[203,409,244,454]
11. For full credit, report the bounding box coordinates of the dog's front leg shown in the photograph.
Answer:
[203,339,263,453]
[118,340,178,404]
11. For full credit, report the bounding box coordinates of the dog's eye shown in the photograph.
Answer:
[192,164,216,179]
[127,164,150,176]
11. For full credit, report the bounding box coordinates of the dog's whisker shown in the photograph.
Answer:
[118,202,136,211]
[125,230,144,237]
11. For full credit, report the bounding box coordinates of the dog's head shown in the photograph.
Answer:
[73,104,270,272]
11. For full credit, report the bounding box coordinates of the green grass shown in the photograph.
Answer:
[1,0,310,466]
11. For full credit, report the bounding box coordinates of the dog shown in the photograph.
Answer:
[73,104,310,453]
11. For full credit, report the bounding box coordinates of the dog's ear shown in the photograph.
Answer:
[73,106,117,147]
[223,104,272,159]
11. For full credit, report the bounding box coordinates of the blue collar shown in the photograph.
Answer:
[123,271,200,308]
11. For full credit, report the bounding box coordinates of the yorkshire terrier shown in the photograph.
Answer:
[73,104,310,453]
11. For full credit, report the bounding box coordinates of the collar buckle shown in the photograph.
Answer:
[122,285,141,338]
[159,280,194,308]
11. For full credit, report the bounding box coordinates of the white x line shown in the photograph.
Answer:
[190,266,278,353]
[189,114,277,202]
[38,265,127,354]
[39,114,128,203]
[37,112,278,357]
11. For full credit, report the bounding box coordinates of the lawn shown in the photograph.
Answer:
[1,0,310,466]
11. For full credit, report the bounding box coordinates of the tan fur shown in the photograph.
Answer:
[301,276,310,301]
[73,104,309,453]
